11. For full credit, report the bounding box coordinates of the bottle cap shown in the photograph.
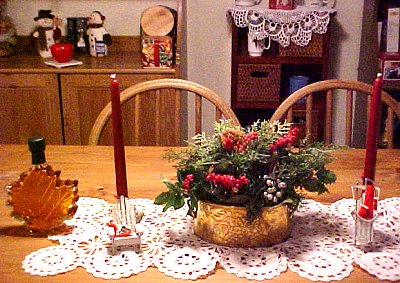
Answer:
[28,136,46,152]
[28,136,46,165]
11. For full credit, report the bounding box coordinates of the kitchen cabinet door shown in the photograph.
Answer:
[0,74,63,144]
[60,74,183,145]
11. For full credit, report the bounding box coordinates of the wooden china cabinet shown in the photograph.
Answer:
[0,52,177,145]
[230,8,333,140]
[0,0,185,146]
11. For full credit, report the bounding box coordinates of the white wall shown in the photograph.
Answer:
[328,0,365,144]
[186,0,233,136]
[7,0,176,35]
[7,0,366,142]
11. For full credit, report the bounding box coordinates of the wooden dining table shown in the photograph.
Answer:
[0,145,399,283]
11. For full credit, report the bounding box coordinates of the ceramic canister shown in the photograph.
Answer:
[235,0,262,6]
[289,76,310,94]
[289,76,310,103]
[304,0,335,8]
[247,32,265,57]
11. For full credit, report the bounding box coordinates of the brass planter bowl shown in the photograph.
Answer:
[193,200,293,247]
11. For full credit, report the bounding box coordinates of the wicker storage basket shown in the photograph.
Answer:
[237,64,281,103]
[279,34,324,58]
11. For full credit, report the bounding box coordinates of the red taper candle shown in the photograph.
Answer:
[358,73,382,219]
[110,74,128,197]
[363,73,382,183]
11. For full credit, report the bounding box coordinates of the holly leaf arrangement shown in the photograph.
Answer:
[7,164,79,232]
[155,120,338,222]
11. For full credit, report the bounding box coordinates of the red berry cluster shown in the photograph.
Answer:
[221,130,243,151]
[269,127,300,152]
[206,173,249,193]
[245,132,259,143]
[221,130,258,153]
[182,174,194,191]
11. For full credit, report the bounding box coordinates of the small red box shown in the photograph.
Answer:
[141,35,173,68]
[269,0,295,10]
[379,52,400,80]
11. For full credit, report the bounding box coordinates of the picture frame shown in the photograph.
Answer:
[379,2,400,53]
[66,17,89,53]
[379,52,400,80]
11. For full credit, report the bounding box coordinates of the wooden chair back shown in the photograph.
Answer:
[270,79,400,148]
[89,78,240,145]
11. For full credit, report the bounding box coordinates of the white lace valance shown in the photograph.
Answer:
[229,5,336,47]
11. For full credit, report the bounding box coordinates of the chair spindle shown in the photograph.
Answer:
[306,94,313,138]
[325,89,333,144]
[345,89,353,146]
[287,108,293,122]
[387,108,394,149]
[195,94,202,134]
[155,89,161,145]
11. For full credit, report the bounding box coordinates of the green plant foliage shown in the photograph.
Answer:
[154,120,337,222]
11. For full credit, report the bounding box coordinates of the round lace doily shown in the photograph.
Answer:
[22,197,400,281]
[229,6,336,47]
[218,246,287,280]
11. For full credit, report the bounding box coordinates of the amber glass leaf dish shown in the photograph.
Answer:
[7,164,79,234]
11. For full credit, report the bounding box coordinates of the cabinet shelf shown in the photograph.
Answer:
[230,21,332,142]
[383,80,400,90]
[236,56,324,65]
[235,101,281,109]
[0,52,176,74]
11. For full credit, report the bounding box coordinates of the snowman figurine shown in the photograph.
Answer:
[87,11,112,57]
[32,10,61,58]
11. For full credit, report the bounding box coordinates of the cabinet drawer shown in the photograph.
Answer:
[0,73,54,88]
[237,64,281,103]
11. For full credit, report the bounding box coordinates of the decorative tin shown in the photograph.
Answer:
[193,201,293,247]
[141,35,173,68]
[270,0,295,10]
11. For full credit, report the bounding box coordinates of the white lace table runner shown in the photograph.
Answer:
[22,197,400,281]
[229,6,336,47]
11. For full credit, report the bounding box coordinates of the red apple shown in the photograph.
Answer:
[50,43,74,63]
